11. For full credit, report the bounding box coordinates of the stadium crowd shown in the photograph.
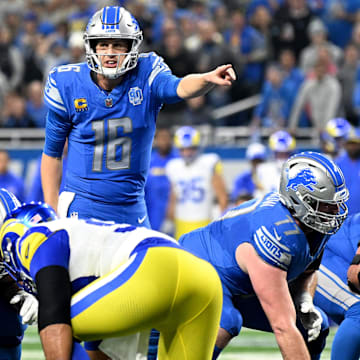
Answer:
[1,0,360,128]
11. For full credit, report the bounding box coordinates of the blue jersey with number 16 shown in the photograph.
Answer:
[43,53,181,204]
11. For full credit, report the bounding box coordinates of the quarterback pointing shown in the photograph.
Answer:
[0,190,222,360]
[41,6,236,227]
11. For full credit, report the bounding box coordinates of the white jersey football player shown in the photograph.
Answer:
[166,126,228,239]
[255,130,297,195]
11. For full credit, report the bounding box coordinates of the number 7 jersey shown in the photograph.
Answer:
[43,53,181,204]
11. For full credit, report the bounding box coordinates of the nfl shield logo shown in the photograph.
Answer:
[128,87,143,106]
[105,98,113,107]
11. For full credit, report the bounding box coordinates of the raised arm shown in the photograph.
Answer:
[176,64,236,99]
[236,243,311,360]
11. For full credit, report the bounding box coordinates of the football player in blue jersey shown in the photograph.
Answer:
[40,5,235,228]
[314,213,360,360]
[0,193,222,360]
[179,151,349,360]
[0,189,39,360]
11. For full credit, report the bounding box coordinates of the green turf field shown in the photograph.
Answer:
[22,326,336,359]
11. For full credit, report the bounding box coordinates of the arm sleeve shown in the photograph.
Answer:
[252,225,292,271]
[43,109,72,158]
[148,54,182,103]
[36,265,72,331]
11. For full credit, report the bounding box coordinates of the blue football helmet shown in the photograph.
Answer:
[279,151,348,234]
[7,202,58,227]
[0,188,21,227]
[84,6,143,79]
[0,202,58,294]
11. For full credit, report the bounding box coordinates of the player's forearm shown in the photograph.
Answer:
[275,325,311,360]
[40,323,73,360]
[291,271,317,301]
[41,153,62,212]
[177,73,215,99]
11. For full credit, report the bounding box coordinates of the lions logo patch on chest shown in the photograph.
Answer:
[128,87,143,106]
[286,168,317,192]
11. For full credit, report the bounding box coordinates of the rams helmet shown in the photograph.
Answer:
[174,126,201,149]
[0,202,58,294]
[269,130,296,153]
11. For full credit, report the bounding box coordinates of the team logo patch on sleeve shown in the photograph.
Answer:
[286,168,316,192]
[253,226,292,270]
[128,87,143,105]
[74,98,88,112]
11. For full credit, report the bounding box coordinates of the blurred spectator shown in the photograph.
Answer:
[299,18,343,74]
[223,8,268,96]
[156,27,194,126]
[67,31,86,63]
[2,4,23,40]
[190,19,234,73]
[289,57,341,130]
[25,80,47,128]
[319,0,360,49]
[0,25,24,92]
[335,127,360,214]
[251,64,288,129]
[338,43,359,126]
[1,92,34,128]
[278,48,305,117]
[183,95,213,125]
[189,0,211,22]
[67,0,96,32]
[249,4,273,58]
[212,3,229,34]
[231,142,267,203]
[320,117,353,159]
[16,13,45,85]
[350,22,360,58]
[151,0,186,44]
[251,53,304,129]
[255,129,296,194]
[271,0,315,60]
[145,127,178,233]
[188,19,236,119]
[0,150,25,202]
[157,28,193,79]
[351,65,360,125]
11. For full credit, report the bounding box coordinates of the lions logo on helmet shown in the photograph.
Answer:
[84,6,143,79]
[279,151,349,234]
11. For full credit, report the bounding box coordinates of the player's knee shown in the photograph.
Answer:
[220,306,243,339]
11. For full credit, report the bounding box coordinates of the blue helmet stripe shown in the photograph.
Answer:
[297,152,344,188]
[104,6,117,30]
[0,189,19,215]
